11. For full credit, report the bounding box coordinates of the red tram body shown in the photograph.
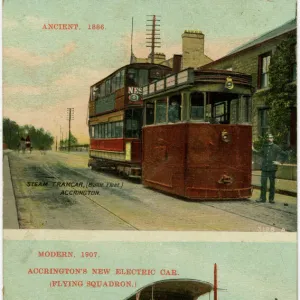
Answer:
[88,63,172,177]
[142,68,253,200]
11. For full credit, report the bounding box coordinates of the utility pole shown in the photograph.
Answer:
[55,136,58,151]
[146,15,161,63]
[59,125,62,151]
[67,108,74,152]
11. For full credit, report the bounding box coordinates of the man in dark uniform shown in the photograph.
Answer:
[252,133,284,203]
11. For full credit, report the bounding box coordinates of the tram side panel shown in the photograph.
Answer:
[142,124,187,196]
[185,124,252,199]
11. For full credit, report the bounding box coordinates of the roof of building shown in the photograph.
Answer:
[228,18,296,55]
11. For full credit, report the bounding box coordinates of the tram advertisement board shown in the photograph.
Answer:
[2,0,297,299]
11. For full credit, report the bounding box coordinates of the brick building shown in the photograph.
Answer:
[200,19,297,147]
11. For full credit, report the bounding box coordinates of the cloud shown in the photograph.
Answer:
[206,36,254,60]
[25,15,47,26]
[3,84,46,96]
[3,18,19,29]
[3,41,77,67]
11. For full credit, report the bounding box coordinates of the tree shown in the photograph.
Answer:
[265,34,297,146]
[2,118,54,150]
[60,133,78,149]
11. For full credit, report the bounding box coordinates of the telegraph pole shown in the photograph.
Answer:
[146,15,161,63]
[67,108,74,152]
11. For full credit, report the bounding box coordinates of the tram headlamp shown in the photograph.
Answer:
[221,130,230,143]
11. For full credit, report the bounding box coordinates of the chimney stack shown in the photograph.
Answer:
[182,30,207,69]
[172,54,182,73]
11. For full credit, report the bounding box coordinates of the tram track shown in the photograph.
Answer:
[7,152,297,231]
[55,160,296,231]
[41,162,140,231]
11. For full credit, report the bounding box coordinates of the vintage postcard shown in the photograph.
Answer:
[2,0,298,299]
[2,0,297,232]
[2,231,297,299]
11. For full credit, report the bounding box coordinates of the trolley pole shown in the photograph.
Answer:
[67,108,74,152]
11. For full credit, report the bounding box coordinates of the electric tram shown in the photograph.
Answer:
[88,63,172,177]
[124,264,219,300]
[142,68,253,200]
[124,278,213,300]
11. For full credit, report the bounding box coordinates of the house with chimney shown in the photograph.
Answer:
[132,30,213,72]
[200,19,297,150]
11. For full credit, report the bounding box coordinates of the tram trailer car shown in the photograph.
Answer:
[88,63,172,178]
[142,68,253,200]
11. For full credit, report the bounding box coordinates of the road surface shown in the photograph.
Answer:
[5,151,297,231]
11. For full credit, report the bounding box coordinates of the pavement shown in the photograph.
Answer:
[3,150,19,229]
[252,170,297,197]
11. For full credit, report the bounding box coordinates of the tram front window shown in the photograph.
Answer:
[168,95,181,123]
[145,102,154,125]
[127,69,149,87]
[125,109,142,138]
[156,99,167,123]
[190,92,204,120]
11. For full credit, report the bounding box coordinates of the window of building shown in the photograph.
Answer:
[258,108,269,136]
[258,52,271,89]
[190,92,205,120]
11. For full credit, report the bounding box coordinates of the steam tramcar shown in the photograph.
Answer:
[142,68,253,200]
[88,63,172,177]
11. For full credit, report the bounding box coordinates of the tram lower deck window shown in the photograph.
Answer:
[156,99,167,123]
[168,95,181,123]
[145,103,154,125]
[125,109,142,138]
[190,92,204,120]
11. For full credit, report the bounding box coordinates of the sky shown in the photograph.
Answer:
[2,0,297,143]
[4,240,297,300]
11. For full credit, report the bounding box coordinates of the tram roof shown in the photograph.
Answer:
[123,278,213,300]
[142,68,252,100]
[91,63,172,87]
